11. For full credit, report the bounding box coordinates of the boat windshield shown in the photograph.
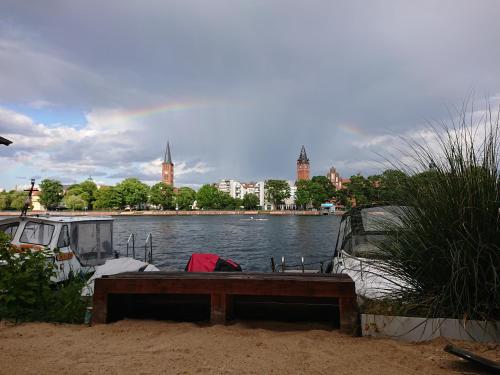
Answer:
[19,221,55,246]
[360,206,406,232]
[350,234,388,258]
[0,221,20,240]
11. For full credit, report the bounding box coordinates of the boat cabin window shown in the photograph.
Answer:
[361,206,405,232]
[70,222,113,266]
[57,225,70,248]
[19,221,55,246]
[350,234,387,258]
[0,222,19,240]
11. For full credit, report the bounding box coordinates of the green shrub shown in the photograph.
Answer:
[374,105,500,321]
[0,232,87,323]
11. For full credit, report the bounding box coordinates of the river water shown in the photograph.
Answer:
[113,215,341,272]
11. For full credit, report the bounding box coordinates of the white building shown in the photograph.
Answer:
[263,180,297,210]
[217,179,265,208]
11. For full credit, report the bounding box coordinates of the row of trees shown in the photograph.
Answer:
[265,171,412,209]
[36,178,262,211]
[195,185,260,210]
[0,191,28,211]
[37,178,199,210]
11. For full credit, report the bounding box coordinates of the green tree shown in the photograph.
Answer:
[0,192,9,210]
[196,184,223,209]
[219,192,236,209]
[242,193,259,210]
[10,191,29,211]
[265,180,291,208]
[196,184,216,209]
[115,178,149,209]
[195,185,236,209]
[39,179,63,210]
[378,170,409,204]
[93,186,122,209]
[63,194,86,210]
[176,187,196,210]
[295,177,334,209]
[343,175,371,206]
[295,180,313,208]
[149,182,175,210]
[233,198,243,209]
[66,179,98,209]
[311,176,336,198]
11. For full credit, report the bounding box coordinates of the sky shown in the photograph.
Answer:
[0,0,499,190]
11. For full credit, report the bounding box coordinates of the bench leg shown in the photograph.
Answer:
[92,286,108,325]
[339,296,358,335]
[211,293,232,324]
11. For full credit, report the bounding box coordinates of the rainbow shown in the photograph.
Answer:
[98,99,216,122]
[336,123,367,136]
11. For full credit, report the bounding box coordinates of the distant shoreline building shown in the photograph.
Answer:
[217,179,265,207]
[161,142,174,186]
[328,167,343,190]
[296,145,310,181]
[327,166,350,190]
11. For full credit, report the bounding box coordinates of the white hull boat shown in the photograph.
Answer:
[0,215,159,296]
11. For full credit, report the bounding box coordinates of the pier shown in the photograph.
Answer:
[93,272,358,335]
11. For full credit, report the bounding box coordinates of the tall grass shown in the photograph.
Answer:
[375,104,500,321]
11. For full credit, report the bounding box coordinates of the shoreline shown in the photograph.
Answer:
[0,210,345,217]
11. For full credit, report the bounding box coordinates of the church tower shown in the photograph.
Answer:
[297,145,310,181]
[161,141,174,186]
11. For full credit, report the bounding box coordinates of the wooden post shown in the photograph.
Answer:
[210,293,231,324]
[92,279,108,324]
[339,296,358,335]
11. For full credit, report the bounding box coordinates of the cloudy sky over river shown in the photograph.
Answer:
[1,1,499,188]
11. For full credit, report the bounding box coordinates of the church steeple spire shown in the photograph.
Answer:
[297,145,309,163]
[162,141,174,186]
[164,141,172,164]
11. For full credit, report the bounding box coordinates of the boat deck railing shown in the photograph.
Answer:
[124,232,153,263]
[271,256,329,273]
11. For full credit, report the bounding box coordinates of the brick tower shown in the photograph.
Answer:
[296,145,310,181]
[161,141,174,186]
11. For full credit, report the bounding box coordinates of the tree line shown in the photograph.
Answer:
[35,178,262,211]
[265,170,416,209]
[2,169,416,212]
[0,190,29,211]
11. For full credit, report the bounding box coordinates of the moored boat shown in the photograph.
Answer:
[0,215,159,296]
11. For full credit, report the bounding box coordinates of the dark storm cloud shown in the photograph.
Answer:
[0,0,499,186]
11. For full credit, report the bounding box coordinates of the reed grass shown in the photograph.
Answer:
[375,103,500,321]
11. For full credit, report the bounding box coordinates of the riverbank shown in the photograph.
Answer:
[0,210,345,217]
[0,320,495,375]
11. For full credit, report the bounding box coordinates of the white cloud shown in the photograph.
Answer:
[0,106,213,186]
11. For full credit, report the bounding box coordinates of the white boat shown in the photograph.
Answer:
[0,215,159,296]
[330,205,408,300]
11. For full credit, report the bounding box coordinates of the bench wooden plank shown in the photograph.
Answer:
[103,272,352,282]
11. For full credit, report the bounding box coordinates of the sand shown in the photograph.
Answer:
[0,320,498,375]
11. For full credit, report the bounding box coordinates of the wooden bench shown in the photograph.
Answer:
[92,272,358,334]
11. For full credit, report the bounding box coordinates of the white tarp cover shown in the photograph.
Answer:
[81,257,159,296]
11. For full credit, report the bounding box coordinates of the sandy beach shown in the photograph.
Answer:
[1,320,498,375]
